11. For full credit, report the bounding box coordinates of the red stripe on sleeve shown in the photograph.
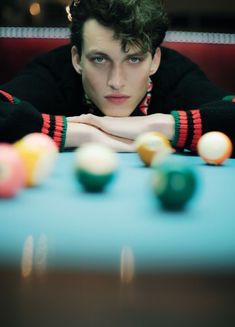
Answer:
[53,116,63,148]
[190,110,202,151]
[176,111,188,148]
[0,90,14,104]
[41,113,50,135]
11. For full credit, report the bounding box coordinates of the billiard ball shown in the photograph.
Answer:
[152,161,197,210]
[14,133,58,186]
[17,133,58,153]
[197,131,233,165]
[74,143,118,192]
[0,144,25,197]
[135,131,173,166]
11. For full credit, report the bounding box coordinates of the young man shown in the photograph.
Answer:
[0,0,234,154]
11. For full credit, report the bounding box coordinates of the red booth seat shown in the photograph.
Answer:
[0,28,235,93]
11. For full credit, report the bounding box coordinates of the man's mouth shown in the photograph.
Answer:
[105,94,130,105]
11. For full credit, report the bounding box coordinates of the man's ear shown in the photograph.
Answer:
[149,47,161,76]
[71,45,83,74]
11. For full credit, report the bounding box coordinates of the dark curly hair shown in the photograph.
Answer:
[69,0,169,56]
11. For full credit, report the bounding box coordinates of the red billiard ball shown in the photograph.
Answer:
[0,144,26,198]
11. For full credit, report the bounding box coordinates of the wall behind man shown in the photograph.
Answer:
[165,0,235,32]
[0,0,234,33]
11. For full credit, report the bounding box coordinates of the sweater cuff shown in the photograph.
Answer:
[171,110,202,152]
[41,114,67,152]
[0,89,21,104]
[223,95,235,103]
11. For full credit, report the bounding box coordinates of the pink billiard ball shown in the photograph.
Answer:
[0,144,26,198]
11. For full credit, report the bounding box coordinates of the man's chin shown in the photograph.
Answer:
[101,108,134,117]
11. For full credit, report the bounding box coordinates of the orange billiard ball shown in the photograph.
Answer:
[135,131,173,166]
[14,133,58,186]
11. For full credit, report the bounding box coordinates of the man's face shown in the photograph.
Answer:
[72,19,161,117]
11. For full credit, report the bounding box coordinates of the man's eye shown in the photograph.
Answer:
[92,56,106,64]
[129,57,142,63]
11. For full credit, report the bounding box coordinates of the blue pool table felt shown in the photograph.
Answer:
[0,152,235,272]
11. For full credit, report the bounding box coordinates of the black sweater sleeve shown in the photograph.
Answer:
[0,49,68,150]
[0,95,43,143]
[170,68,235,154]
[155,47,235,154]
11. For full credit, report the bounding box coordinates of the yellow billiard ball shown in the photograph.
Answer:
[14,133,58,186]
[197,131,233,165]
[135,131,173,166]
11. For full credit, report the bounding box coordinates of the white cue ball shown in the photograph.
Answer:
[197,131,233,165]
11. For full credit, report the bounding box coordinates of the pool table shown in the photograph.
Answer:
[1,152,235,326]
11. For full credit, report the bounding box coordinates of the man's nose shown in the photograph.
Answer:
[107,65,125,90]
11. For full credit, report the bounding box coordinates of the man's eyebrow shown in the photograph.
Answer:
[85,50,110,57]
[126,51,148,57]
[85,50,148,58]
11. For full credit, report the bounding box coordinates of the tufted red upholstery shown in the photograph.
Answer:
[0,29,235,93]
[163,41,235,93]
[0,38,69,85]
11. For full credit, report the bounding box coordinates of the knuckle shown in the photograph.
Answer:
[86,113,93,120]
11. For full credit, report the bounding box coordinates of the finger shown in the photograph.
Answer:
[79,114,112,135]
[74,115,134,140]
[69,114,100,127]
[81,115,133,141]
[82,114,102,126]
[84,115,127,138]
[67,114,91,123]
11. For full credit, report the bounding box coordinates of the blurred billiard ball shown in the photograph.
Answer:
[152,161,197,210]
[197,131,232,165]
[0,144,25,197]
[135,131,173,166]
[14,133,58,186]
[74,143,118,192]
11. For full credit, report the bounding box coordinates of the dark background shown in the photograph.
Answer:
[0,0,235,32]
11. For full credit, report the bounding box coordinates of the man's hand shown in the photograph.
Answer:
[65,122,134,152]
[67,113,175,141]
